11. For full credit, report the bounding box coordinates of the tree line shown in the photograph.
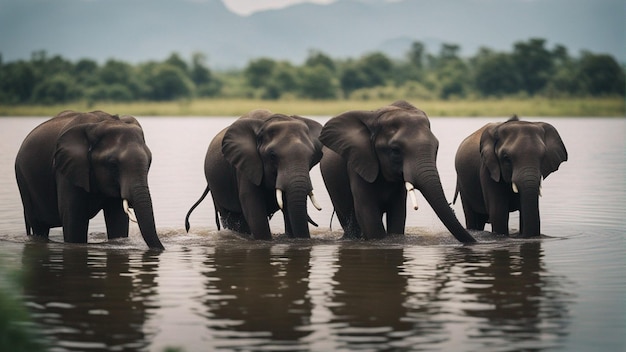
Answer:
[1,38,624,105]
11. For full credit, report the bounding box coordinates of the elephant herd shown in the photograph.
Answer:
[14,101,568,249]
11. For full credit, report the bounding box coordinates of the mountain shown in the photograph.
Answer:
[0,0,623,68]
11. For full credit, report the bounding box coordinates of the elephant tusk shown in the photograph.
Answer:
[309,191,322,211]
[405,182,419,210]
[276,189,284,210]
[123,199,138,223]
[512,182,519,193]
[539,177,543,197]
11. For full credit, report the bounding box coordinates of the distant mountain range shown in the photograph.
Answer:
[1,0,623,68]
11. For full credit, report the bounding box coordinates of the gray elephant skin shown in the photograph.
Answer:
[185,110,323,239]
[319,100,476,243]
[15,110,164,249]
[454,116,568,237]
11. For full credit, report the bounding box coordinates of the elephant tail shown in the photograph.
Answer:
[452,181,460,205]
[184,184,211,232]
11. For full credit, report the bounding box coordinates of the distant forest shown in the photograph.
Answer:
[1,38,624,105]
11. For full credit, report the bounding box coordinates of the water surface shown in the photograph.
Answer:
[0,116,624,351]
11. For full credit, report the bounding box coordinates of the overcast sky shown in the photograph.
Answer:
[221,0,335,15]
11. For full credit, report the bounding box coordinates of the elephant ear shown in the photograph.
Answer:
[54,123,99,192]
[320,110,379,183]
[540,122,568,179]
[479,124,502,182]
[292,115,324,167]
[222,118,265,186]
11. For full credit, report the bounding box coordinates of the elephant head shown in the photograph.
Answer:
[53,114,163,249]
[479,116,568,236]
[221,112,323,238]
[320,100,476,243]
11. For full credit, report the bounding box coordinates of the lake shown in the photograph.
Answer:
[0,116,624,351]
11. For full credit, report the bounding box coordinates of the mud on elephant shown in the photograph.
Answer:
[319,100,476,243]
[15,110,164,249]
[185,109,323,239]
[454,115,568,237]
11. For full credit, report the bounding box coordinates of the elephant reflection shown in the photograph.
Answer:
[202,245,312,342]
[21,244,160,351]
[329,247,421,348]
[448,242,571,348]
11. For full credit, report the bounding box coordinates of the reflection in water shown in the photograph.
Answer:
[21,243,160,352]
[329,247,422,349]
[200,244,313,349]
[16,238,576,351]
[448,242,572,350]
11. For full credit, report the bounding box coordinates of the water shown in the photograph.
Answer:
[0,116,624,351]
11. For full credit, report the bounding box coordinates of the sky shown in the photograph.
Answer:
[220,0,335,16]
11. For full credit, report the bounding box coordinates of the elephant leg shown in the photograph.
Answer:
[488,200,510,235]
[460,197,487,231]
[103,198,129,239]
[483,180,511,235]
[341,213,362,239]
[57,177,89,243]
[321,148,358,238]
[350,177,386,239]
[238,180,272,240]
[386,189,407,235]
[218,208,251,234]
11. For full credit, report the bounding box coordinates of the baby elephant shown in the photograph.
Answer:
[185,109,323,239]
[454,116,568,237]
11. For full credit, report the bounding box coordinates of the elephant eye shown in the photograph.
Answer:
[269,150,278,163]
[389,146,402,161]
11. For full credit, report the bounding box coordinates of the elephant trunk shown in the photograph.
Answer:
[277,167,313,238]
[514,167,541,237]
[407,159,477,243]
[126,182,164,250]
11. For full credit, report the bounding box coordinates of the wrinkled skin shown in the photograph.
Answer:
[454,116,568,237]
[319,100,476,243]
[15,110,164,249]
[185,110,323,239]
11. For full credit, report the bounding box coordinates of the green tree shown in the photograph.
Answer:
[32,73,80,104]
[144,63,194,100]
[73,58,99,85]
[100,59,134,85]
[473,48,521,96]
[305,50,336,72]
[339,52,392,96]
[407,41,426,70]
[244,58,276,88]
[298,64,338,99]
[340,64,368,96]
[577,52,625,96]
[432,44,469,99]
[511,38,554,95]
[165,52,189,74]
[0,61,36,103]
[190,52,221,97]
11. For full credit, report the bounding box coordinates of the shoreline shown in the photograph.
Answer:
[1,97,623,117]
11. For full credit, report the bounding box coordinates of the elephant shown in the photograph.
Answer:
[319,100,476,243]
[185,109,323,239]
[453,115,568,237]
[14,110,164,249]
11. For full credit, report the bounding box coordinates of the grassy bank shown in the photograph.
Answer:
[1,97,623,117]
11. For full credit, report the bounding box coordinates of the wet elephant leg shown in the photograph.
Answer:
[57,177,89,243]
[238,180,271,240]
[460,198,487,231]
[103,198,130,239]
[386,188,407,235]
[351,177,386,239]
